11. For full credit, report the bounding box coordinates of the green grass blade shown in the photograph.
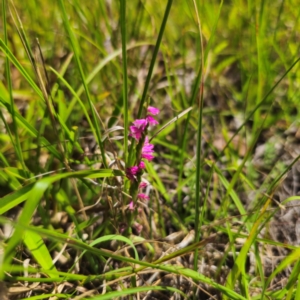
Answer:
[120,0,129,165]
[178,0,223,214]
[145,160,170,204]
[87,286,186,300]
[57,0,107,168]
[128,0,173,165]
[0,39,43,99]
[72,234,140,270]
[0,97,62,159]
[225,198,271,294]
[220,57,300,156]
[65,41,154,121]
[0,182,34,215]
[23,231,58,278]
[1,169,123,277]
[1,216,245,299]
[136,0,173,118]
[2,0,27,176]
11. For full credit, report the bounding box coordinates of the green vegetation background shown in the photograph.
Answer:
[1,0,300,299]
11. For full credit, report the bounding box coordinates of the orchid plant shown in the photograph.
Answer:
[124,106,160,234]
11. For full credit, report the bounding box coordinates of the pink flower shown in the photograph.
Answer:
[139,161,145,169]
[146,115,158,126]
[126,166,139,180]
[128,166,139,175]
[133,119,148,129]
[139,182,148,189]
[141,137,155,161]
[129,119,148,140]
[147,106,160,115]
[138,193,149,201]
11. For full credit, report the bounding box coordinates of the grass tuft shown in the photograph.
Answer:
[1,0,300,299]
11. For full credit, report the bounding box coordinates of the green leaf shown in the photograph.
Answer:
[0,183,34,215]
[1,169,123,277]
[87,286,186,300]
[23,231,58,278]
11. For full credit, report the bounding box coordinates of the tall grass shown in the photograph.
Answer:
[1,0,300,299]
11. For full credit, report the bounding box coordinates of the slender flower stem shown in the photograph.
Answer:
[125,107,160,234]
[137,0,173,118]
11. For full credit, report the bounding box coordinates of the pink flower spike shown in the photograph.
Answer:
[139,182,148,189]
[139,161,146,169]
[146,115,158,126]
[138,193,149,201]
[147,106,160,115]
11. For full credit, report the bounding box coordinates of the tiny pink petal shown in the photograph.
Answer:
[142,153,154,161]
[126,166,139,180]
[132,119,148,130]
[129,125,143,140]
[139,161,146,169]
[138,193,149,200]
[147,106,160,115]
[139,182,148,189]
[129,119,148,140]
[146,115,158,126]
[128,201,134,211]
[141,137,155,161]
[129,166,139,174]
[133,222,143,234]
[142,139,154,152]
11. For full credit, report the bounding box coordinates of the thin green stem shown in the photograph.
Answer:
[192,0,205,274]
[128,0,173,165]
[136,0,173,118]
[120,0,129,166]
[2,0,27,176]
[177,0,223,214]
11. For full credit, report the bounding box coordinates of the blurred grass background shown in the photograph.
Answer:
[1,0,300,299]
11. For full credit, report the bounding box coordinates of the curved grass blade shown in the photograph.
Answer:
[57,0,107,168]
[220,57,300,157]
[0,218,247,299]
[0,39,43,100]
[21,295,70,300]
[87,286,186,300]
[0,98,62,159]
[225,198,272,295]
[78,234,139,263]
[0,182,34,215]
[2,0,27,176]
[23,231,58,278]
[65,41,154,120]
[1,169,123,278]
[149,107,192,142]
